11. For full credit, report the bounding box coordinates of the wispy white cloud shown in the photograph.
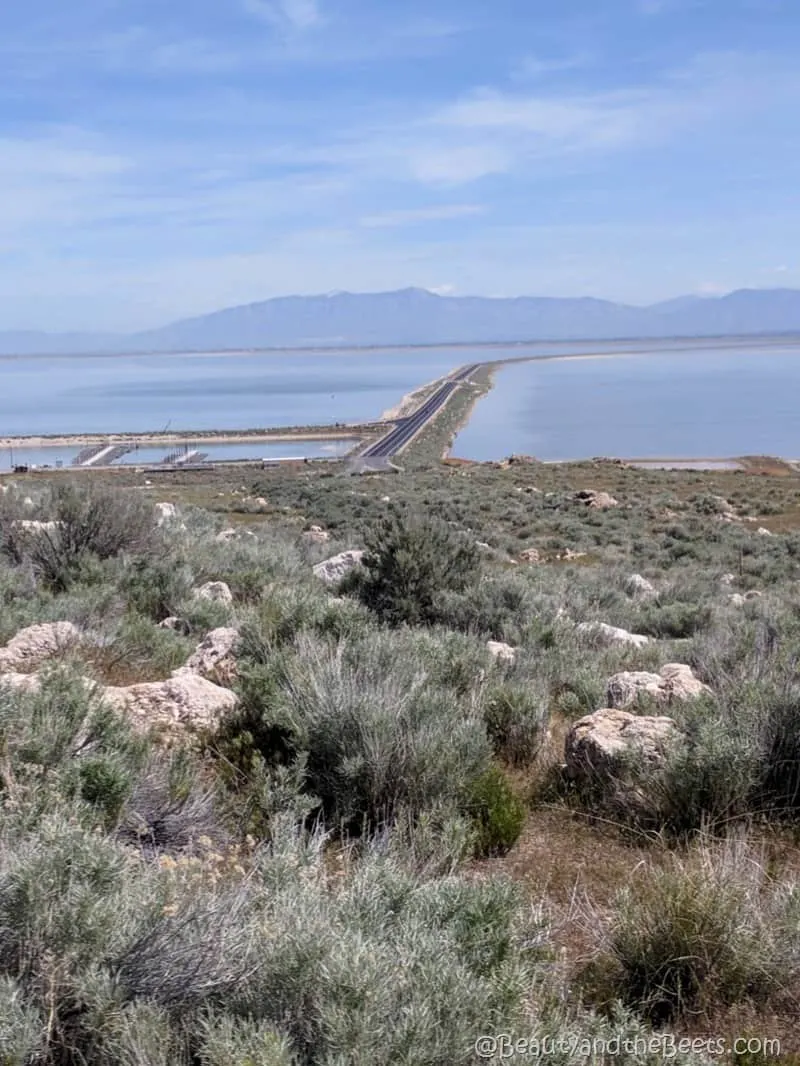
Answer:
[242,0,322,31]
[359,204,484,228]
[510,52,593,81]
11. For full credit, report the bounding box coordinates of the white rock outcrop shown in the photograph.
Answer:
[0,622,82,672]
[624,574,657,600]
[177,627,240,685]
[575,622,650,649]
[155,502,178,526]
[575,489,619,509]
[313,550,366,585]
[192,581,234,606]
[486,641,516,665]
[302,525,331,544]
[103,673,237,734]
[520,547,541,564]
[565,708,681,783]
[606,663,711,709]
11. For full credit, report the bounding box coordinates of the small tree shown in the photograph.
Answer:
[347,508,480,627]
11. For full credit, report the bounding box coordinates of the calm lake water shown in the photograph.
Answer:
[3,341,800,462]
[451,345,800,461]
[0,349,469,436]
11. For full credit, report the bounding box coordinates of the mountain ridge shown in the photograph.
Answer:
[3,287,800,355]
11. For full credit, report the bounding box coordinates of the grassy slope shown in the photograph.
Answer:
[4,455,800,1061]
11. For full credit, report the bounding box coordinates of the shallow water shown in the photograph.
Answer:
[451,345,800,461]
[0,349,469,436]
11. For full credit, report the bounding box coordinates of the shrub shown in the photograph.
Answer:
[758,691,800,814]
[0,672,145,831]
[484,681,550,766]
[224,825,545,1065]
[85,612,194,686]
[7,481,159,591]
[198,1014,297,1066]
[466,765,526,857]
[345,508,480,626]
[0,975,44,1065]
[604,837,798,1024]
[641,697,761,837]
[636,601,713,639]
[116,753,227,858]
[121,555,193,621]
[277,633,491,831]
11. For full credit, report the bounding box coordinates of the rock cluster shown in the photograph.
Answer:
[0,620,243,739]
[575,489,619,510]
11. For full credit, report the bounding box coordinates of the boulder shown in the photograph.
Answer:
[575,489,619,509]
[192,581,234,606]
[575,622,650,649]
[214,528,239,543]
[710,495,736,515]
[606,663,711,709]
[486,641,516,665]
[728,590,762,608]
[520,547,541,564]
[624,574,657,600]
[658,663,712,701]
[313,550,366,585]
[302,525,331,544]
[0,621,82,671]
[178,627,240,685]
[155,502,178,526]
[719,573,736,587]
[565,708,681,784]
[605,671,664,708]
[103,673,237,734]
[756,527,773,537]
[0,672,42,694]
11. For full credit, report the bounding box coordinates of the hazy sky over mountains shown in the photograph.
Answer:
[1,0,799,330]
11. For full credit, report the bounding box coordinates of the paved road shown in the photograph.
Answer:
[361,363,481,458]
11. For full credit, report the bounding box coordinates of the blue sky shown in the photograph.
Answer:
[1,0,800,331]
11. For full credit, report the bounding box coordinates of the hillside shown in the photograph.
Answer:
[4,287,800,354]
[1,457,800,1061]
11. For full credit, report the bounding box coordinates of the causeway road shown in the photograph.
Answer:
[361,363,482,458]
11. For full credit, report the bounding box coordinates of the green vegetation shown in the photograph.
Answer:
[2,456,800,1061]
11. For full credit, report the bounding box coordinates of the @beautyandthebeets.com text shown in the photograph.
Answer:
[473,1034,782,1060]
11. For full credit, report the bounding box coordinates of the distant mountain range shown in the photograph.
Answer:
[3,287,800,355]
